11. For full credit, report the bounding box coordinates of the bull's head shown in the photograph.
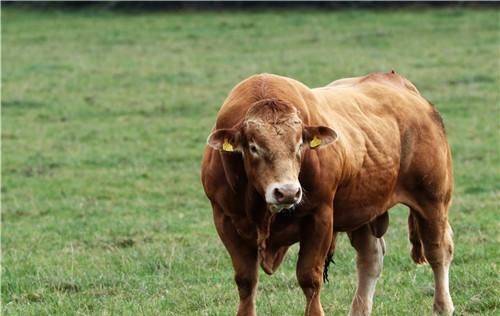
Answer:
[208,99,337,213]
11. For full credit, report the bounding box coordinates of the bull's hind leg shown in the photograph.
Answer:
[412,202,454,315]
[347,224,385,316]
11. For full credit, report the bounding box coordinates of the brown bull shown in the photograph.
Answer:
[201,71,454,316]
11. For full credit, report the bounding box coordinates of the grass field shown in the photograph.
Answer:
[2,7,499,315]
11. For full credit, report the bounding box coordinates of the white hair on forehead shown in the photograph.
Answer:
[245,98,301,121]
[243,118,264,127]
[242,99,303,141]
[244,117,301,136]
[244,111,302,127]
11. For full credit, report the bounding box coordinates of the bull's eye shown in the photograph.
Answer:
[296,142,303,159]
[249,144,258,155]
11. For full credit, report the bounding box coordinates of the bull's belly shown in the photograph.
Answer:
[333,204,389,231]
[332,180,398,232]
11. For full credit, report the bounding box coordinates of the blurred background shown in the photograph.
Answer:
[2,2,499,315]
[4,1,499,10]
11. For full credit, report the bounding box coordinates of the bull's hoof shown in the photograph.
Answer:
[432,299,454,315]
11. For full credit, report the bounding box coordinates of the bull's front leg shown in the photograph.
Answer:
[296,204,334,316]
[212,203,258,316]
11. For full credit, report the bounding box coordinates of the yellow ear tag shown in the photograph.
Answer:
[310,136,322,148]
[222,138,234,152]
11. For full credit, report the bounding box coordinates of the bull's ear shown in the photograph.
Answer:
[207,128,241,152]
[303,126,338,149]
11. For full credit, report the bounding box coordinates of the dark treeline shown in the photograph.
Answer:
[3,1,498,11]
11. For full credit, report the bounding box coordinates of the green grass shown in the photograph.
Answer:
[2,7,499,315]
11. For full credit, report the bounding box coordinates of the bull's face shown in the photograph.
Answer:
[208,100,337,213]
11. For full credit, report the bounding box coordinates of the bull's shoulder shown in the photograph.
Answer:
[201,147,249,208]
[201,148,235,196]
[201,147,220,199]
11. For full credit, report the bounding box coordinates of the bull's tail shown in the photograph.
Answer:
[323,232,337,282]
[408,210,427,264]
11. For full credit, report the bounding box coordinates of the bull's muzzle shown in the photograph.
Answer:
[266,182,302,213]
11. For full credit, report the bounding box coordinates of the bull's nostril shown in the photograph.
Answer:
[274,188,284,201]
[295,188,301,199]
